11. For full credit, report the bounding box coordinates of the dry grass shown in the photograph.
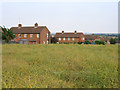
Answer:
[2,44,118,88]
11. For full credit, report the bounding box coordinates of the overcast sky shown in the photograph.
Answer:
[0,0,118,33]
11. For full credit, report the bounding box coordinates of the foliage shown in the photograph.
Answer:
[0,26,15,43]
[110,38,117,44]
[73,41,76,44]
[51,37,58,43]
[95,40,105,45]
[78,42,82,44]
[2,44,118,88]
[84,40,90,44]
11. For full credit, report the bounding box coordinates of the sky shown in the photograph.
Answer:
[0,0,118,34]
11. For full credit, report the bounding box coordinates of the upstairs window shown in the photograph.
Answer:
[19,34,21,38]
[24,34,27,38]
[37,34,39,38]
[59,38,61,40]
[30,34,33,38]
[68,38,70,40]
[63,38,65,40]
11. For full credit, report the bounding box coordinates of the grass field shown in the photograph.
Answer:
[2,44,118,88]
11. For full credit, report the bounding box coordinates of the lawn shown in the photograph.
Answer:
[2,44,118,88]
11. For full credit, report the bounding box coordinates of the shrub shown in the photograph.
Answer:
[95,40,105,45]
[84,40,90,44]
[78,42,82,44]
[73,41,76,44]
[110,38,117,44]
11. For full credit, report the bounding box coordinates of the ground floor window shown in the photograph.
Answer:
[47,41,49,44]
[43,41,45,44]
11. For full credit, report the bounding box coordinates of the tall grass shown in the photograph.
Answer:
[2,44,118,88]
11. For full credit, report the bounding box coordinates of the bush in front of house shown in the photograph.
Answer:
[95,40,105,45]
[84,40,90,44]
[73,41,76,44]
[78,42,82,44]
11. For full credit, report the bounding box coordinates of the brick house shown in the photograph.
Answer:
[85,34,110,44]
[10,23,51,44]
[54,31,85,43]
[85,34,100,42]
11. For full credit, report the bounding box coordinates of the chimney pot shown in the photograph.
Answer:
[34,23,38,28]
[18,24,22,28]
[62,31,64,34]
[74,31,77,34]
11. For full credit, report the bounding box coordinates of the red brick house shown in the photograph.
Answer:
[10,23,51,44]
[85,34,100,42]
[54,31,85,43]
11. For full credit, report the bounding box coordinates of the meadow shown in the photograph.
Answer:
[2,44,118,88]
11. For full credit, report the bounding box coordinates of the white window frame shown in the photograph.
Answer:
[24,34,27,38]
[59,38,61,41]
[47,40,49,44]
[47,33,49,38]
[43,41,45,44]
[30,34,33,38]
[83,37,85,40]
[68,38,70,40]
[19,34,21,38]
[37,34,39,38]
[81,37,85,40]
[72,38,74,41]
[63,38,65,40]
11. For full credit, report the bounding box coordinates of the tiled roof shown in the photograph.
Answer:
[54,33,83,38]
[100,37,110,41]
[10,26,46,34]
[85,35,99,40]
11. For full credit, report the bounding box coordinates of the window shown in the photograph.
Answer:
[19,34,21,38]
[24,34,27,38]
[81,37,85,40]
[63,38,65,40]
[47,33,49,38]
[59,38,61,40]
[68,38,70,40]
[43,41,45,44]
[83,37,85,40]
[30,34,33,38]
[47,41,49,44]
[72,38,74,41]
[37,34,39,38]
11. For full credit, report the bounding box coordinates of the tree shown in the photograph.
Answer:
[0,26,15,43]
[51,37,58,43]
[110,38,117,44]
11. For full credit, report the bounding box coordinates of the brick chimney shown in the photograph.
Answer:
[18,24,22,28]
[74,31,77,34]
[62,31,64,34]
[34,23,38,28]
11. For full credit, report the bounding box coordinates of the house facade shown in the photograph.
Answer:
[54,31,85,43]
[11,23,51,44]
[85,34,100,42]
[85,34,110,44]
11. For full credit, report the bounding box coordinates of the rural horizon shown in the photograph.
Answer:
[0,0,119,89]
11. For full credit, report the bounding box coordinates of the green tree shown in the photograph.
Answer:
[0,26,15,43]
[110,38,117,44]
